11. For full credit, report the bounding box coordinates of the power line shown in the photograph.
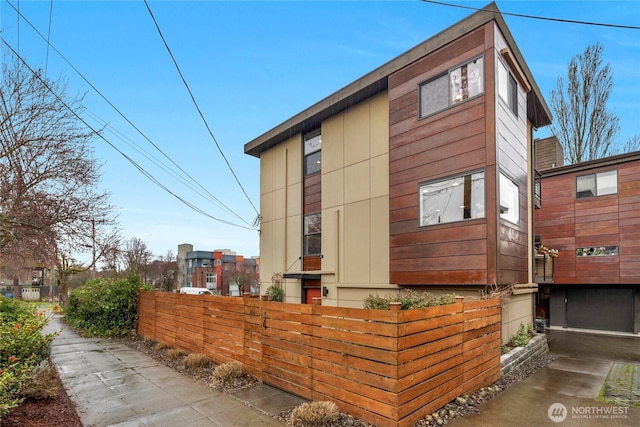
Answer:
[0,36,256,231]
[143,0,260,217]
[421,1,640,30]
[4,0,253,228]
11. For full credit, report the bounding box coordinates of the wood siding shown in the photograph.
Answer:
[139,292,501,427]
[388,25,495,285]
[535,159,640,284]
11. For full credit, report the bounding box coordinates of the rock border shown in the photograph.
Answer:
[500,333,549,376]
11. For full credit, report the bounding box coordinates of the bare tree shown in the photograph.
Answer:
[0,57,117,305]
[550,43,620,164]
[616,135,640,155]
[149,250,176,292]
[123,237,154,282]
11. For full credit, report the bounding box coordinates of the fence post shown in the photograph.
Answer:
[312,297,322,306]
[390,302,402,311]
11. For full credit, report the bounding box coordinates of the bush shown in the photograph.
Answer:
[212,362,245,384]
[184,353,211,370]
[265,284,284,302]
[290,401,339,427]
[363,290,456,310]
[65,275,152,337]
[166,349,187,360]
[0,297,57,417]
[17,360,58,400]
[512,323,532,347]
[154,342,169,351]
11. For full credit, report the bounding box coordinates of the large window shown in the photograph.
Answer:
[304,213,321,255]
[419,56,484,118]
[498,60,518,116]
[499,173,519,224]
[420,171,485,226]
[576,170,617,198]
[304,132,321,176]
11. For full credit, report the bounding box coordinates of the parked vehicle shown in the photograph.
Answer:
[179,287,213,296]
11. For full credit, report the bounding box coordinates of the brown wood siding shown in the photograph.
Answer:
[388,23,494,285]
[534,159,640,285]
[303,172,321,214]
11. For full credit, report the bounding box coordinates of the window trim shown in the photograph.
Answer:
[418,55,485,119]
[418,169,486,227]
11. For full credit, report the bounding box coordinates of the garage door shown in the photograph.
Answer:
[565,287,634,332]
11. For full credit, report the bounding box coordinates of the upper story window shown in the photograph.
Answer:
[498,60,518,116]
[304,212,321,255]
[576,170,617,198]
[419,171,485,226]
[419,56,484,118]
[304,132,321,176]
[499,172,519,224]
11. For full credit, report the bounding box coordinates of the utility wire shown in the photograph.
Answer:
[143,0,260,217]
[421,1,640,30]
[4,0,253,227]
[44,0,53,77]
[0,36,256,231]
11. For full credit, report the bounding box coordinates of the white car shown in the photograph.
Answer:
[179,287,214,296]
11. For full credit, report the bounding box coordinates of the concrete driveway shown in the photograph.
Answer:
[451,329,640,426]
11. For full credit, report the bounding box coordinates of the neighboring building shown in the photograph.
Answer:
[534,148,640,334]
[244,2,552,340]
[180,247,260,296]
[176,243,192,290]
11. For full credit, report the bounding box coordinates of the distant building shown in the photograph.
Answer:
[178,246,259,295]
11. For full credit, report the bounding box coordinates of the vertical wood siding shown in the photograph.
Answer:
[139,293,501,427]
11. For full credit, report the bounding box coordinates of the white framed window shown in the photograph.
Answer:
[419,171,485,226]
[419,56,484,118]
[498,60,518,116]
[576,170,617,198]
[499,173,519,224]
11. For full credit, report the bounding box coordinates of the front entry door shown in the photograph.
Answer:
[303,279,321,304]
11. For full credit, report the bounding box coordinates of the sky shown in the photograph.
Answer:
[1,0,639,260]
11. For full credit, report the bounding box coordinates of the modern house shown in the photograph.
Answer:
[534,143,640,334]
[177,244,260,295]
[244,2,552,340]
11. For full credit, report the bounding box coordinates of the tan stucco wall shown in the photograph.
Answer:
[258,92,396,306]
[501,292,534,344]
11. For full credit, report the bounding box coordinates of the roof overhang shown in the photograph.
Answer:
[244,2,552,158]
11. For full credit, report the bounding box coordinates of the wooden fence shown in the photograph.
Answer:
[138,292,501,427]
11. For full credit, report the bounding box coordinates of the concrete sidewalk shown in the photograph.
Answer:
[44,315,304,427]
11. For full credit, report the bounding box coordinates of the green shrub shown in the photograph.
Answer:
[0,297,57,417]
[364,290,456,310]
[290,401,339,426]
[265,284,284,302]
[511,323,531,347]
[65,275,152,337]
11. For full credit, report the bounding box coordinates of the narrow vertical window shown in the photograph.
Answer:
[304,213,321,255]
[499,173,519,224]
[304,133,321,175]
[498,60,518,116]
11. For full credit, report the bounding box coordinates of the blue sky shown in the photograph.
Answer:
[1,0,639,260]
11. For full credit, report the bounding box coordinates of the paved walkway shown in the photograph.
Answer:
[44,315,304,426]
[451,329,640,427]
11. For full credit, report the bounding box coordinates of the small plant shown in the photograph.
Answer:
[184,353,211,370]
[212,362,245,384]
[17,360,58,400]
[290,401,340,427]
[265,284,284,302]
[166,349,187,360]
[511,323,531,347]
[154,342,169,350]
